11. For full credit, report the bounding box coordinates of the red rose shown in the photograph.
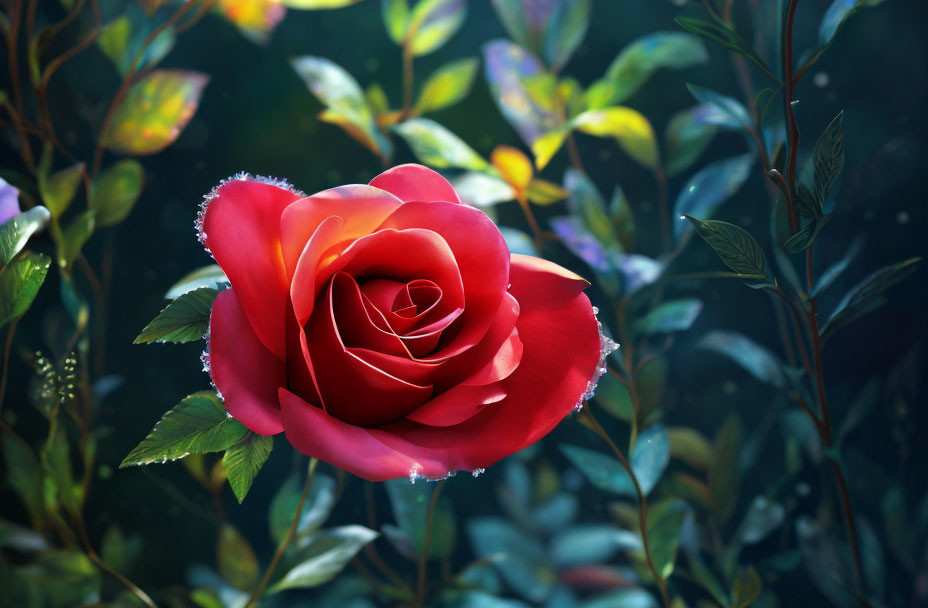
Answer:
[200,164,608,481]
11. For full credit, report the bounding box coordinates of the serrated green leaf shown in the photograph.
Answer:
[415,57,478,114]
[0,206,50,267]
[406,0,465,57]
[270,525,378,591]
[134,287,218,344]
[676,17,775,81]
[90,160,144,227]
[217,524,259,591]
[0,252,50,327]
[686,217,770,284]
[393,118,487,170]
[39,163,84,219]
[120,391,248,467]
[223,433,273,503]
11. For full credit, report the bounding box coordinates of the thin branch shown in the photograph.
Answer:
[415,479,448,607]
[0,319,19,418]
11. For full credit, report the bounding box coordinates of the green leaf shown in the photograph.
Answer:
[101,527,141,575]
[0,206,50,267]
[223,433,273,503]
[1,434,44,526]
[415,57,479,114]
[821,257,920,341]
[364,83,390,117]
[564,168,620,251]
[709,415,742,525]
[525,178,567,206]
[819,0,886,46]
[732,567,763,608]
[16,550,101,608]
[697,330,786,388]
[673,154,754,240]
[543,0,591,70]
[406,0,465,57]
[393,118,488,170]
[217,524,259,591]
[382,0,409,43]
[270,525,379,591]
[571,107,658,168]
[647,499,689,580]
[280,0,364,7]
[783,216,826,254]
[134,287,218,344]
[385,478,456,559]
[560,425,669,497]
[550,525,641,567]
[812,237,862,296]
[687,84,753,130]
[97,11,175,77]
[738,496,786,546]
[164,264,228,299]
[582,590,658,608]
[269,470,336,545]
[120,391,248,467]
[597,32,708,106]
[39,163,84,219]
[54,211,95,269]
[43,425,79,514]
[664,105,718,176]
[467,517,555,603]
[610,185,635,250]
[634,299,703,335]
[685,217,770,284]
[101,70,209,155]
[667,427,712,471]
[90,160,144,227]
[675,17,775,81]
[810,111,845,206]
[0,252,50,327]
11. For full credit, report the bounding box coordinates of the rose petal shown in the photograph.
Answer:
[201,177,302,360]
[369,164,461,204]
[209,289,285,435]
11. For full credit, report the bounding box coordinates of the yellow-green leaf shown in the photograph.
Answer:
[406,0,466,57]
[101,70,209,155]
[491,145,533,191]
[40,163,85,219]
[280,0,363,7]
[525,178,568,206]
[393,118,487,170]
[217,524,259,591]
[415,57,478,114]
[382,0,410,43]
[531,129,567,170]
[571,106,658,169]
[90,160,144,227]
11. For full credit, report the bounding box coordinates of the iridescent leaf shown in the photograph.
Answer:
[571,107,658,169]
[673,153,754,239]
[393,118,488,170]
[664,105,718,176]
[483,39,561,149]
[491,145,533,190]
[415,57,479,114]
[90,160,144,227]
[406,0,466,57]
[490,0,558,54]
[687,84,752,130]
[101,70,209,156]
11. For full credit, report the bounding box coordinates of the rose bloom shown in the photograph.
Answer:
[199,164,609,481]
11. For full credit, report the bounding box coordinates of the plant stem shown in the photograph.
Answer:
[363,482,415,594]
[244,458,318,608]
[781,0,800,232]
[401,40,414,119]
[655,164,670,251]
[566,131,586,173]
[0,319,18,419]
[582,407,671,608]
[415,478,448,607]
[515,191,545,254]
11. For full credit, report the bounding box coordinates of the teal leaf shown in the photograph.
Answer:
[119,391,248,468]
[647,499,690,580]
[564,169,620,251]
[0,206,50,267]
[468,518,555,603]
[673,154,754,240]
[499,227,534,256]
[809,111,845,207]
[450,172,515,207]
[664,105,718,176]
[685,217,771,284]
[560,425,669,496]
[580,589,658,608]
[819,0,886,46]
[55,210,95,269]
[687,84,752,130]
[0,252,50,328]
[269,471,336,546]
[812,237,862,296]
[271,525,379,591]
[550,525,641,567]
[385,478,456,559]
[543,0,591,70]
[738,496,786,546]
[97,7,175,77]
[697,330,786,388]
[134,287,218,344]
[634,299,703,335]
[675,17,775,81]
[223,433,273,503]
[392,118,488,170]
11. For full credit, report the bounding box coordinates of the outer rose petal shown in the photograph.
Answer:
[369,164,462,204]
[278,255,601,480]
[201,177,302,360]
[209,289,286,435]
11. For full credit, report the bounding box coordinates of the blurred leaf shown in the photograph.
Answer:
[675,17,774,80]
[281,0,364,6]
[609,185,634,250]
[42,425,79,514]
[492,145,533,190]
[648,499,689,580]
[291,56,390,157]
[560,425,669,497]
[468,518,555,603]
[564,168,620,250]
[685,217,771,284]
[593,370,632,423]
[579,589,657,608]
[667,427,712,471]
[393,118,488,170]
[165,265,229,299]
[386,478,456,559]
[406,0,466,57]
[97,11,175,77]
[856,517,884,602]
[0,206,50,267]
[101,526,139,574]
[416,57,479,114]
[120,391,248,468]
[365,83,390,117]
[531,493,579,535]
[39,163,84,219]
[90,160,144,227]
[796,517,857,608]
[54,211,94,269]
[819,0,886,46]
[1,434,44,526]
[16,550,101,608]
[731,567,762,608]
[665,106,718,176]
[271,525,379,591]
[881,486,915,570]
[218,524,259,591]
[821,257,920,341]
[101,70,209,155]
[223,433,273,503]
[499,227,535,256]
[382,0,409,43]
[634,299,703,335]
[544,0,591,70]
[738,496,785,546]
[687,84,752,130]
[559,77,586,119]
[571,107,658,168]
[551,525,641,567]
[596,32,708,107]
[269,471,336,545]
[134,287,218,344]
[673,154,754,240]
[450,172,514,207]
[812,236,862,296]
[709,415,742,525]
[525,178,568,205]
[549,217,614,283]
[483,40,561,150]
[0,252,50,328]
[532,129,567,170]
[697,330,786,388]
